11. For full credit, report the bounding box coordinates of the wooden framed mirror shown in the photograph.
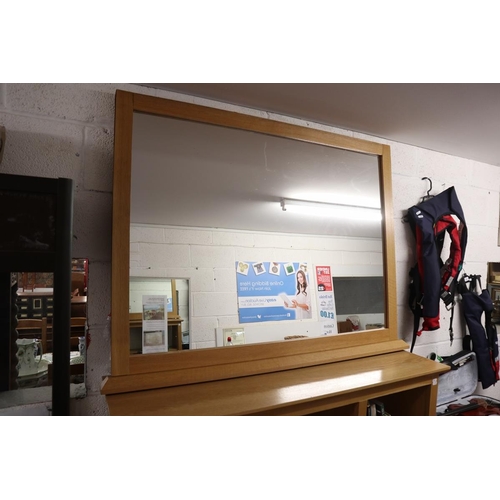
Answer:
[102,90,403,397]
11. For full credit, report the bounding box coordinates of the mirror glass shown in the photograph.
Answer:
[5,258,88,398]
[129,277,189,354]
[130,111,384,351]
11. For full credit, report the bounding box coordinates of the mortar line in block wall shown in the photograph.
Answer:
[0,108,113,129]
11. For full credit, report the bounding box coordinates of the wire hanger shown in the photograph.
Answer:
[402,177,435,223]
[419,177,434,203]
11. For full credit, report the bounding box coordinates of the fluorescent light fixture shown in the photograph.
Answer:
[280,198,382,221]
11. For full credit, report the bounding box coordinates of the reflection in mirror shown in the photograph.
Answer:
[129,277,189,354]
[332,276,385,333]
[6,258,88,396]
[130,111,384,352]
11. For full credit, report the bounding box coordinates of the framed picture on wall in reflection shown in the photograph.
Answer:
[490,286,500,302]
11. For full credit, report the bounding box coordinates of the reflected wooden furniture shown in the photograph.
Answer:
[337,321,353,333]
[16,317,48,353]
[16,291,87,350]
[16,291,86,320]
[71,271,86,296]
[69,317,86,350]
[17,290,54,320]
[46,316,86,351]
[129,313,183,351]
[168,318,183,350]
[21,273,40,292]
[105,351,450,416]
[71,295,87,317]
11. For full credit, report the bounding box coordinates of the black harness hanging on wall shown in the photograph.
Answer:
[406,186,468,352]
[458,274,499,389]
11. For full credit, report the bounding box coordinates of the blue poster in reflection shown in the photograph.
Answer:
[236,261,312,323]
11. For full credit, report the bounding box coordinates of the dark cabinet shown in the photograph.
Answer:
[0,173,73,415]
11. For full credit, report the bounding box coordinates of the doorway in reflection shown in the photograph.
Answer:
[129,277,190,354]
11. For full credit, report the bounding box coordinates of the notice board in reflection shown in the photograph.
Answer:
[332,276,384,315]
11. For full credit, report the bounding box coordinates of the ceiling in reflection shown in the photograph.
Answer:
[131,112,383,239]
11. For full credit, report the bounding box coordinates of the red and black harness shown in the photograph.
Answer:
[407,187,467,352]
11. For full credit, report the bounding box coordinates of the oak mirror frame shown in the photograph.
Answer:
[103,90,401,395]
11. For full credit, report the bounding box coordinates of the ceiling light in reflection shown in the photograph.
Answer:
[280,198,382,221]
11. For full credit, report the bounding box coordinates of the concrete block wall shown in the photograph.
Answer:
[387,141,500,400]
[130,223,383,348]
[0,84,123,414]
[1,83,500,413]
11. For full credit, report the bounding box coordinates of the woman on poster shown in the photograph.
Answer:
[285,269,312,319]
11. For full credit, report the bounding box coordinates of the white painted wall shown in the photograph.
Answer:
[1,83,499,414]
[391,143,500,401]
[130,223,383,347]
